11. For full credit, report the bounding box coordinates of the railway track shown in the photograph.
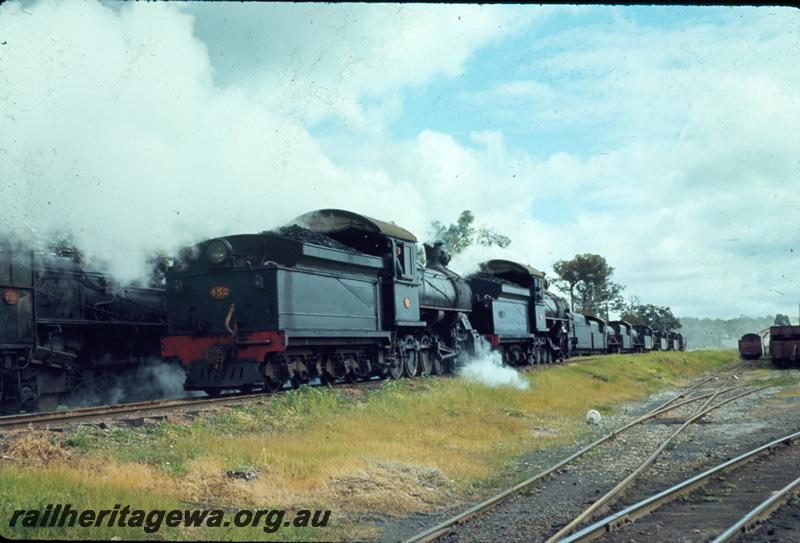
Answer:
[0,390,278,431]
[563,429,800,542]
[0,350,673,432]
[546,374,766,542]
[403,362,755,543]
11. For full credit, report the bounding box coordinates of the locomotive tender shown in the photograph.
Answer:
[0,241,166,411]
[162,209,685,395]
[162,210,481,393]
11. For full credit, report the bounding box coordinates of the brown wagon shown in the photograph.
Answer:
[737,333,762,360]
[769,326,800,367]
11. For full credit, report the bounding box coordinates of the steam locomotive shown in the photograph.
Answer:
[0,242,167,411]
[162,209,685,395]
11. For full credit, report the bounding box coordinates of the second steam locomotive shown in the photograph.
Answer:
[1,241,167,411]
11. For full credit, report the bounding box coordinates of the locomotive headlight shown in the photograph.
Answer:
[205,239,231,265]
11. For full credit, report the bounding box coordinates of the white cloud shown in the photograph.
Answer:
[184,3,541,129]
[0,1,430,277]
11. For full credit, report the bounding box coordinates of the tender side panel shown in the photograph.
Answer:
[276,267,381,332]
[491,297,529,337]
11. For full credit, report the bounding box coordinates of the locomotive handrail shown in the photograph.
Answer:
[33,288,124,319]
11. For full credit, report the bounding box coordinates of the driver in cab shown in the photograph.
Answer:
[384,242,404,277]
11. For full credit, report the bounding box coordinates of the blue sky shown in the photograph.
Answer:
[1,2,798,318]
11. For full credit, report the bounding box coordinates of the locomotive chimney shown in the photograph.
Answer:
[424,242,451,271]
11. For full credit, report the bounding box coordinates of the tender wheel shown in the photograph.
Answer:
[342,356,363,384]
[321,356,338,385]
[261,356,286,392]
[263,377,282,393]
[205,389,222,397]
[506,346,517,366]
[344,369,359,384]
[320,370,336,386]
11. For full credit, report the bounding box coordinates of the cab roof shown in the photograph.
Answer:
[290,209,418,243]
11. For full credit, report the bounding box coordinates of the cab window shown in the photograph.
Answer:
[400,243,415,280]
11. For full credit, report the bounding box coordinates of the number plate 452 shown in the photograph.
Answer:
[210,286,230,300]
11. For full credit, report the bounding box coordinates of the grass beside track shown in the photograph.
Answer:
[0,350,736,541]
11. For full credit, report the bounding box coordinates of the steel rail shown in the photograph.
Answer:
[547,383,770,542]
[0,366,528,430]
[713,473,800,543]
[0,352,559,428]
[3,352,741,432]
[402,368,747,543]
[0,390,282,431]
[1,359,557,430]
[561,429,800,543]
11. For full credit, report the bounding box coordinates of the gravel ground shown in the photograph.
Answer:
[601,432,800,542]
[379,366,800,543]
[738,498,800,543]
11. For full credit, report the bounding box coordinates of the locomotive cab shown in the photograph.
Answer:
[295,208,426,328]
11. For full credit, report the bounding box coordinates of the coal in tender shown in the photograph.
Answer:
[468,272,523,287]
[276,225,359,253]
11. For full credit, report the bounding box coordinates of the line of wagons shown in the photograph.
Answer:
[2,208,685,410]
[738,327,800,368]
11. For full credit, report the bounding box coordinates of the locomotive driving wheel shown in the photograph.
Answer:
[418,334,433,376]
[430,335,445,375]
[401,335,419,378]
[402,350,418,378]
[387,354,403,380]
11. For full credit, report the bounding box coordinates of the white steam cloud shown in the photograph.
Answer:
[458,338,529,390]
[65,359,189,407]
[0,1,532,282]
